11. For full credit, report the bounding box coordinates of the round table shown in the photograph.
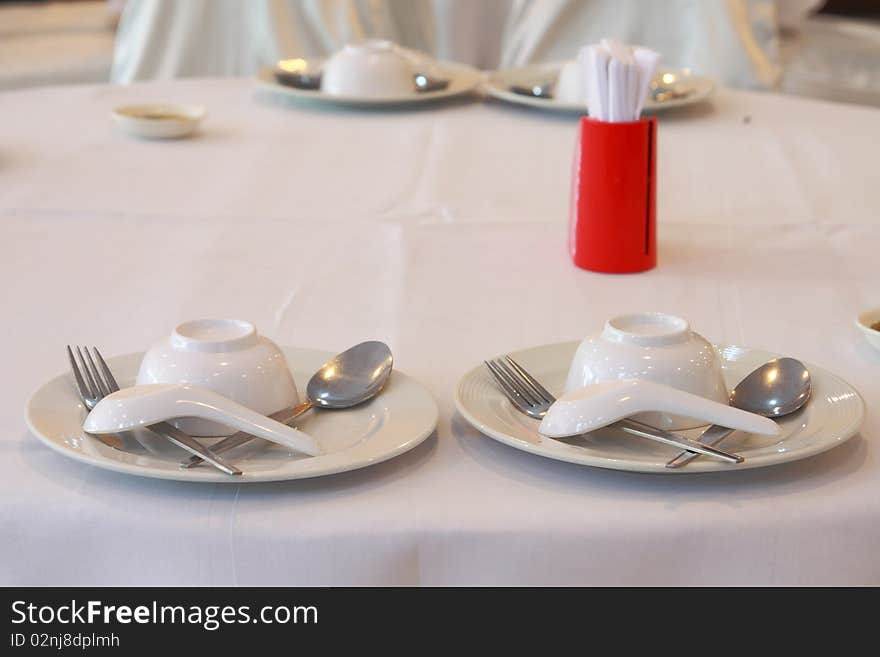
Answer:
[1,78,878,585]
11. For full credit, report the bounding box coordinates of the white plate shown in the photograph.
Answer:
[111,104,206,139]
[455,342,864,474]
[485,63,715,114]
[25,347,438,483]
[254,60,482,106]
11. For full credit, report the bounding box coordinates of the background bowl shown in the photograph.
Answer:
[321,39,415,97]
[555,59,585,103]
[135,319,299,436]
[564,312,729,430]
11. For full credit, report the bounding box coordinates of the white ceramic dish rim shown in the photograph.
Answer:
[111,103,207,123]
[254,60,483,105]
[855,307,880,335]
[25,347,438,483]
[454,341,864,474]
[484,62,715,113]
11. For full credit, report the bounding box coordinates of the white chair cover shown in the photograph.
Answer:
[111,0,788,89]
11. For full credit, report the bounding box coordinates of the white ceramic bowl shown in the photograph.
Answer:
[111,104,206,140]
[321,40,415,97]
[136,319,299,436]
[855,307,880,353]
[555,59,586,104]
[564,313,729,430]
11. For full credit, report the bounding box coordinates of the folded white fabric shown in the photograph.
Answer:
[579,39,659,122]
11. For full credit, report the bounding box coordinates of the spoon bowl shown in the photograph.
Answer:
[730,357,812,418]
[307,340,393,408]
[666,357,812,468]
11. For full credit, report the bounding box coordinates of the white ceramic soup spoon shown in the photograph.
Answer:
[539,378,780,439]
[83,384,324,457]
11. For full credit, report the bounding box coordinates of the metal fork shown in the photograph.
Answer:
[485,356,743,464]
[67,346,242,475]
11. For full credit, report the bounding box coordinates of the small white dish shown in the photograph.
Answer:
[255,59,481,107]
[136,319,298,436]
[111,104,206,140]
[855,307,880,353]
[485,63,714,114]
[539,379,779,438]
[455,342,864,474]
[25,347,438,483]
[322,40,415,97]
[83,383,323,456]
[565,313,728,430]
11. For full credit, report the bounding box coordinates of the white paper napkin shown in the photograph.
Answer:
[580,39,659,122]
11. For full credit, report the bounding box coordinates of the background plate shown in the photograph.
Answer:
[255,60,482,107]
[485,63,715,114]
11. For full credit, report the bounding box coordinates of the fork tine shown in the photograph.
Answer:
[82,347,110,399]
[504,356,555,404]
[67,345,91,403]
[485,360,516,397]
[492,358,540,406]
[485,360,530,413]
[89,347,114,396]
[94,348,120,393]
[74,346,99,400]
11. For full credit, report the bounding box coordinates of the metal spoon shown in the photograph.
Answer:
[510,82,555,99]
[650,84,694,102]
[181,341,393,467]
[666,358,811,468]
[414,73,450,93]
[274,70,322,90]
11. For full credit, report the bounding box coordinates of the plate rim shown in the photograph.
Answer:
[454,341,865,474]
[484,62,715,114]
[25,347,439,483]
[254,60,483,106]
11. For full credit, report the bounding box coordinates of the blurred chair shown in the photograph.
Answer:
[496,0,784,89]
[111,0,432,81]
[110,0,788,89]
[0,0,119,90]
[780,4,880,107]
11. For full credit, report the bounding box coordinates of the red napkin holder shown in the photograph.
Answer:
[569,116,657,273]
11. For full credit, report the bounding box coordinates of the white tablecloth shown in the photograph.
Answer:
[1,79,878,585]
